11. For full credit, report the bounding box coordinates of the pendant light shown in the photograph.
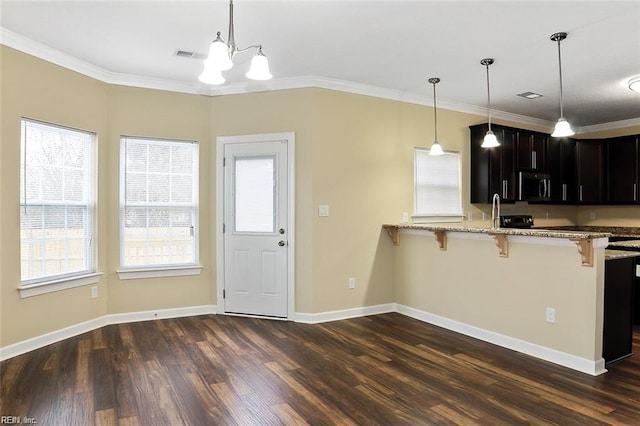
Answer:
[199,0,272,85]
[428,78,444,156]
[550,32,574,137]
[480,58,500,148]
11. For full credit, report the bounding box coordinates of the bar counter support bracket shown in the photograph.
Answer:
[490,233,509,258]
[385,226,400,246]
[571,238,594,267]
[434,231,447,251]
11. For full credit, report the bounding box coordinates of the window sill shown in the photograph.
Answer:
[117,265,203,280]
[412,214,464,224]
[19,272,103,298]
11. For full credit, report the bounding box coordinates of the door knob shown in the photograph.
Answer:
[279,228,285,234]
[278,240,286,247]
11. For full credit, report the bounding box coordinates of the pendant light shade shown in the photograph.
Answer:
[428,77,444,156]
[480,58,500,148]
[550,32,574,137]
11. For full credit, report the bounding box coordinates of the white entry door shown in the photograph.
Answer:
[222,138,289,317]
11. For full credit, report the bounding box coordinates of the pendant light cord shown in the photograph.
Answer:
[485,63,492,131]
[556,38,565,118]
[432,81,438,142]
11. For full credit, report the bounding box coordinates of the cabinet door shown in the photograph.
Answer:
[498,128,516,201]
[603,257,635,363]
[576,140,606,204]
[607,136,638,204]
[547,138,576,203]
[517,131,547,172]
[469,124,516,203]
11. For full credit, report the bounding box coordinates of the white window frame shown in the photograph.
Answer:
[19,118,101,298]
[117,136,202,280]
[413,148,463,223]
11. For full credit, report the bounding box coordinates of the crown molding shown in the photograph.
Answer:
[1,26,635,134]
[575,117,640,135]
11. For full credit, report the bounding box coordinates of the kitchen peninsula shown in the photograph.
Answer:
[384,224,614,375]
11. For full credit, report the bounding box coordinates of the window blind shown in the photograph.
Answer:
[414,148,463,219]
[120,137,199,268]
[20,119,96,285]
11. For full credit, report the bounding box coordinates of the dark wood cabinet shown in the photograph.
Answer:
[517,131,548,172]
[576,140,606,204]
[547,138,576,203]
[603,255,637,364]
[470,124,516,203]
[607,135,639,204]
[470,124,640,206]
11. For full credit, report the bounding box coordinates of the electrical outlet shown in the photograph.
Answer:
[90,286,98,299]
[348,277,356,289]
[546,307,556,323]
[402,212,409,224]
[589,211,596,220]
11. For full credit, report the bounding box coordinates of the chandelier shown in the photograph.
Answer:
[199,0,272,85]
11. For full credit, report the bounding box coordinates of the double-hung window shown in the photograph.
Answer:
[20,119,98,297]
[414,148,463,223]
[119,137,200,278]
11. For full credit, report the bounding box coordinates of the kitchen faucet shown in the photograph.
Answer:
[491,193,500,229]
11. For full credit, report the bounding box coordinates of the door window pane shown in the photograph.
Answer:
[235,157,275,233]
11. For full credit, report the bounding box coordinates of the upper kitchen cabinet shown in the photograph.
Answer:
[547,137,576,203]
[576,139,607,204]
[516,130,548,172]
[470,124,516,203]
[607,135,639,204]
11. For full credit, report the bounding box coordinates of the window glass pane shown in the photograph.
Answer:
[235,157,275,233]
[120,137,198,268]
[20,119,95,284]
[414,149,462,217]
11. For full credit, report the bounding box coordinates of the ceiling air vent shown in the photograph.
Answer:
[517,91,543,99]
[175,49,205,59]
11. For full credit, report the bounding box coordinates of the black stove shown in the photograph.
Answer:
[499,215,534,229]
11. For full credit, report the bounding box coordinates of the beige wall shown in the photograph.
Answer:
[1,44,639,350]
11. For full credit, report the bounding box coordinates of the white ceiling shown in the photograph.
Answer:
[1,1,639,131]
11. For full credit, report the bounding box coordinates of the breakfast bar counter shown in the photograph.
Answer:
[385,223,611,376]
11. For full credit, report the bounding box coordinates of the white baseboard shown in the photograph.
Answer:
[395,304,607,376]
[294,303,395,324]
[0,302,608,376]
[0,304,216,361]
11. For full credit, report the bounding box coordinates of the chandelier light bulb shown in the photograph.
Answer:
[206,33,233,71]
[429,141,444,156]
[199,64,226,85]
[246,48,273,81]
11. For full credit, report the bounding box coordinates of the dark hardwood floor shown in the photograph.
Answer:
[1,313,639,425]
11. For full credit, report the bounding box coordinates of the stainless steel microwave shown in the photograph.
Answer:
[518,171,551,201]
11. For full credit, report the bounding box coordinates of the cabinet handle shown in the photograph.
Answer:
[562,183,567,201]
[635,184,637,202]
[580,185,583,202]
[532,151,537,169]
[502,179,507,199]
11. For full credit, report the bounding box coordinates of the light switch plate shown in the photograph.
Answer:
[319,205,330,217]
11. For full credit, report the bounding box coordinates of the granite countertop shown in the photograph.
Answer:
[537,226,640,238]
[604,249,640,261]
[383,224,610,240]
[607,240,640,249]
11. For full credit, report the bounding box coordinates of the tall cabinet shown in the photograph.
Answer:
[607,135,639,204]
[547,137,576,203]
[576,140,606,204]
[470,124,516,203]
